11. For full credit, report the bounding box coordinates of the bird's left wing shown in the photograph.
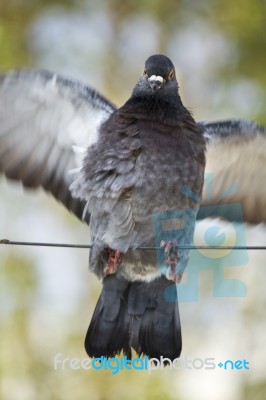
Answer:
[0,69,116,221]
[199,119,266,223]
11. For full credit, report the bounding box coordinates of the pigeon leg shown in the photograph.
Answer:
[160,240,180,282]
[104,249,122,276]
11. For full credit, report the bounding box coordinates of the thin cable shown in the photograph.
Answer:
[1,239,266,250]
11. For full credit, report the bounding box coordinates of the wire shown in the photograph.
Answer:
[1,239,266,250]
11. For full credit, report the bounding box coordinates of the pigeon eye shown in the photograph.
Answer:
[143,69,148,77]
[168,70,175,80]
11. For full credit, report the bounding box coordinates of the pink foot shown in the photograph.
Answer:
[160,240,180,282]
[104,249,122,276]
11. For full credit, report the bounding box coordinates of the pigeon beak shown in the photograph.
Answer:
[148,75,164,92]
[150,81,162,92]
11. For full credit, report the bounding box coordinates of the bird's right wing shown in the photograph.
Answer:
[0,69,116,222]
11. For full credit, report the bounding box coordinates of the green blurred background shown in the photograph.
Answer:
[0,1,266,399]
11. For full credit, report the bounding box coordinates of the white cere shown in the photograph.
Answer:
[148,75,164,83]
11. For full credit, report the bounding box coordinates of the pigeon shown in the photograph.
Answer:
[0,54,265,361]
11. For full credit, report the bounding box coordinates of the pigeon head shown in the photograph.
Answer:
[132,54,179,97]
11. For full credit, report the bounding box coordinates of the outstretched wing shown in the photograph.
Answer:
[1,74,265,226]
[0,69,116,222]
[199,119,266,223]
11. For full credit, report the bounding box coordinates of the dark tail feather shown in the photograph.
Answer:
[129,276,182,361]
[85,274,132,358]
[85,275,182,361]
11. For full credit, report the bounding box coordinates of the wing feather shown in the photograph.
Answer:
[199,119,266,223]
[0,69,116,221]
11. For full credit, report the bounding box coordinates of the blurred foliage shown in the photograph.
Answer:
[0,0,75,68]
[212,0,266,85]
[243,380,266,400]
[0,0,266,399]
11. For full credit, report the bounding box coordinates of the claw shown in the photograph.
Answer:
[104,249,122,276]
[160,240,180,282]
